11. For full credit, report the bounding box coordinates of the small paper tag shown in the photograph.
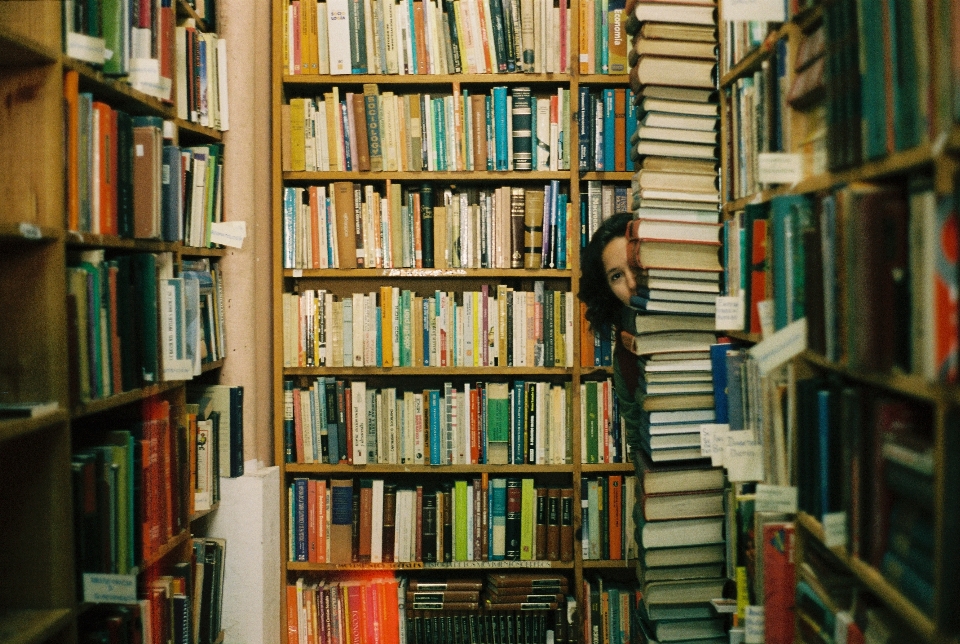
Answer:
[18,222,41,240]
[748,318,807,376]
[700,424,714,458]
[757,152,803,184]
[83,573,138,603]
[709,424,730,467]
[722,0,785,21]
[725,440,763,482]
[210,220,247,248]
[744,606,765,644]
[715,295,744,331]
[756,300,774,338]
[755,484,799,514]
[292,269,303,278]
[823,512,848,549]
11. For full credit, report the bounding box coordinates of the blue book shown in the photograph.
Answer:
[283,380,296,462]
[283,187,297,268]
[293,478,308,561]
[493,87,510,171]
[429,389,441,465]
[375,305,383,367]
[578,87,593,171]
[858,0,887,159]
[556,192,568,269]
[349,0,368,73]
[603,89,616,170]
[710,343,730,424]
[489,478,507,560]
[625,95,637,171]
[770,194,812,330]
[817,388,832,519]
[512,381,525,464]
[325,379,340,464]
[422,297,430,366]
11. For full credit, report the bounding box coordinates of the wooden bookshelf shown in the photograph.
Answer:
[271,0,636,638]
[0,1,231,642]
[719,2,960,641]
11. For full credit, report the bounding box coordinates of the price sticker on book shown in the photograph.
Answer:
[823,512,848,549]
[755,484,798,514]
[757,152,803,184]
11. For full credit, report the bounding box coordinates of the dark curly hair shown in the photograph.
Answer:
[578,211,633,334]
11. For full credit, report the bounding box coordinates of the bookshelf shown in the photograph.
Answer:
[271,0,637,638]
[719,1,960,642]
[0,1,230,643]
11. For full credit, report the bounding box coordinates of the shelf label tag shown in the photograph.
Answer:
[725,437,763,482]
[756,300,774,338]
[744,606,765,643]
[708,424,730,466]
[715,295,744,331]
[748,317,807,375]
[757,152,802,184]
[823,512,848,549]
[755,484,798,513]
[210,220,247,248]
[83,573,138,603]
[18,222,41,240]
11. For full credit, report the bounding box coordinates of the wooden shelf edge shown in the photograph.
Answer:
[284,170,571,181]
[579,462,634,473]
[799,351,956,404]
[175,118,223,141]
[141,529,192,570]
[0,410,69,443]
[72,380,182,419]
[190,501,220,523]
[64,58,175,117]
[285,268,573,278]
[580,559,637,569]
[283,73,574,85]
[284,367,573,376]
[796,512,939,642]
[0,609,74,644]
[0,223,62,243]
[284,463,575,474]
[0,28,61,67]
[720,38,775,89]
[201,359,226,374]
[66,232,177,252]
[579,172,634,181]
[286,560,576,571]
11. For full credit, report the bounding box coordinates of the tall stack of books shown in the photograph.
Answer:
[631,451,729,643]
[620,0,721,461]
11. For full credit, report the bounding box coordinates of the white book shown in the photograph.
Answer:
[382,0,398,73]
[327,0,352,73]
[317,3,330,74]
[351,381,367,464]
[370,479,384,562]
[364,0,378,73]
[386,387,399,464]
[194,420,213,511]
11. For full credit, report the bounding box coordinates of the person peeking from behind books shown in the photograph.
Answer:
[578,211,643,449]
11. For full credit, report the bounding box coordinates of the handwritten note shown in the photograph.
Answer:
[83,573,138,603]
[715,295,745,331]
[722,0,785,22]
[755,484,799,513]
[744,605,766,644]
[757,152,803,185]
[725,441,763,482]
[823,512,848,549]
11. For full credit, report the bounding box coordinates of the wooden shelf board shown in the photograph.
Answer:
[580,559,636,569]
[141,529,192,570]
[72,381,182,419]
[65,59,175,119]
[800,351,957,404]
[580,366,614,376]
[190,501,220,523]
[0,609,73,644]
[579,462,634,474]
[720,41,774,89]
[0,223,62,244]
[175,118,223,142]
[283,73,574,85]
[285,170,571,181]
[0,29,60,67]
[201,359,226,374]
[180,245,228,257]
[796,512,938,642]
[579,172,633,181]
[285,268,572,279]
[66,232,176,252]
[725,330,761,344]
[0,410,68,444]
[285,463,574,475]
[287,560,575,571]
[284,366,573,376]
[577,75,631,85]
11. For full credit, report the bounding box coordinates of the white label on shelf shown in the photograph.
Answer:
[292,269,303,278]
[757,152,802,184]
[744,606,765,644]
[823,512,848,549]
[210,221,247,248]
[723,0,784,22]
[715,295,744,331]
[756,300,774,338]
[755,484,798,513]
[748,317,807,376]
[83,573,138,603]
[725,438,763,482]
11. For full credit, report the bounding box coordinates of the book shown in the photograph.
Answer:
[619,329,717,356]
[633,450,725,494]
[640,576,726,606]
[639,488,725,521]
[631,56,717,89]
[636,515,724,548]
[628,240,723,272]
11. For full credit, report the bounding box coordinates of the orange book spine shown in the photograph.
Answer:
[65,71,80,231]
[286,585,299,644]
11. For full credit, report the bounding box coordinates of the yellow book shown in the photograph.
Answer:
[289,98,306,172]
[498,285,509,367]
[380,285,393,366]
[323,92,339,171]
[434,205,447,269]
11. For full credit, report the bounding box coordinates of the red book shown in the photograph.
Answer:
[358,479,373,561]
[64,71,80,231]
[749,217,768,334]
[470,387,480,463]
[579,303,596,367]
[345,583,364,643]
[307,480,318,562]
[608,475,623,560]
[614,89,626,171]
[316,479,327,562]
[415,484,424,561]
[363,583,378,644]
[762,522,796,644]
[308,186,322,269]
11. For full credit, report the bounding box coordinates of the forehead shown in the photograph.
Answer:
[602,237,628,271]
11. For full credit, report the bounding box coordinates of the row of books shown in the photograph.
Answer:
[80,537,225,644]
[580,475,639,560]
[283,86,572,173]
[287,478,578,563]
[284,378,575,466]
[175,23,230,130]
[281,182,571,270]
[280,286,575,369]
[286,575,576,644]
[67,252,227,402]
[65,71,225,243]
[281,0,572,75]
[726,176,958,382]
[576,87,637,172]
[581,580,641,644]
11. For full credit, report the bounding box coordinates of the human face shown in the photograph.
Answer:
[602,236,638,307]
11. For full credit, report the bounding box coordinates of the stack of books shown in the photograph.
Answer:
[631,451,729,643]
